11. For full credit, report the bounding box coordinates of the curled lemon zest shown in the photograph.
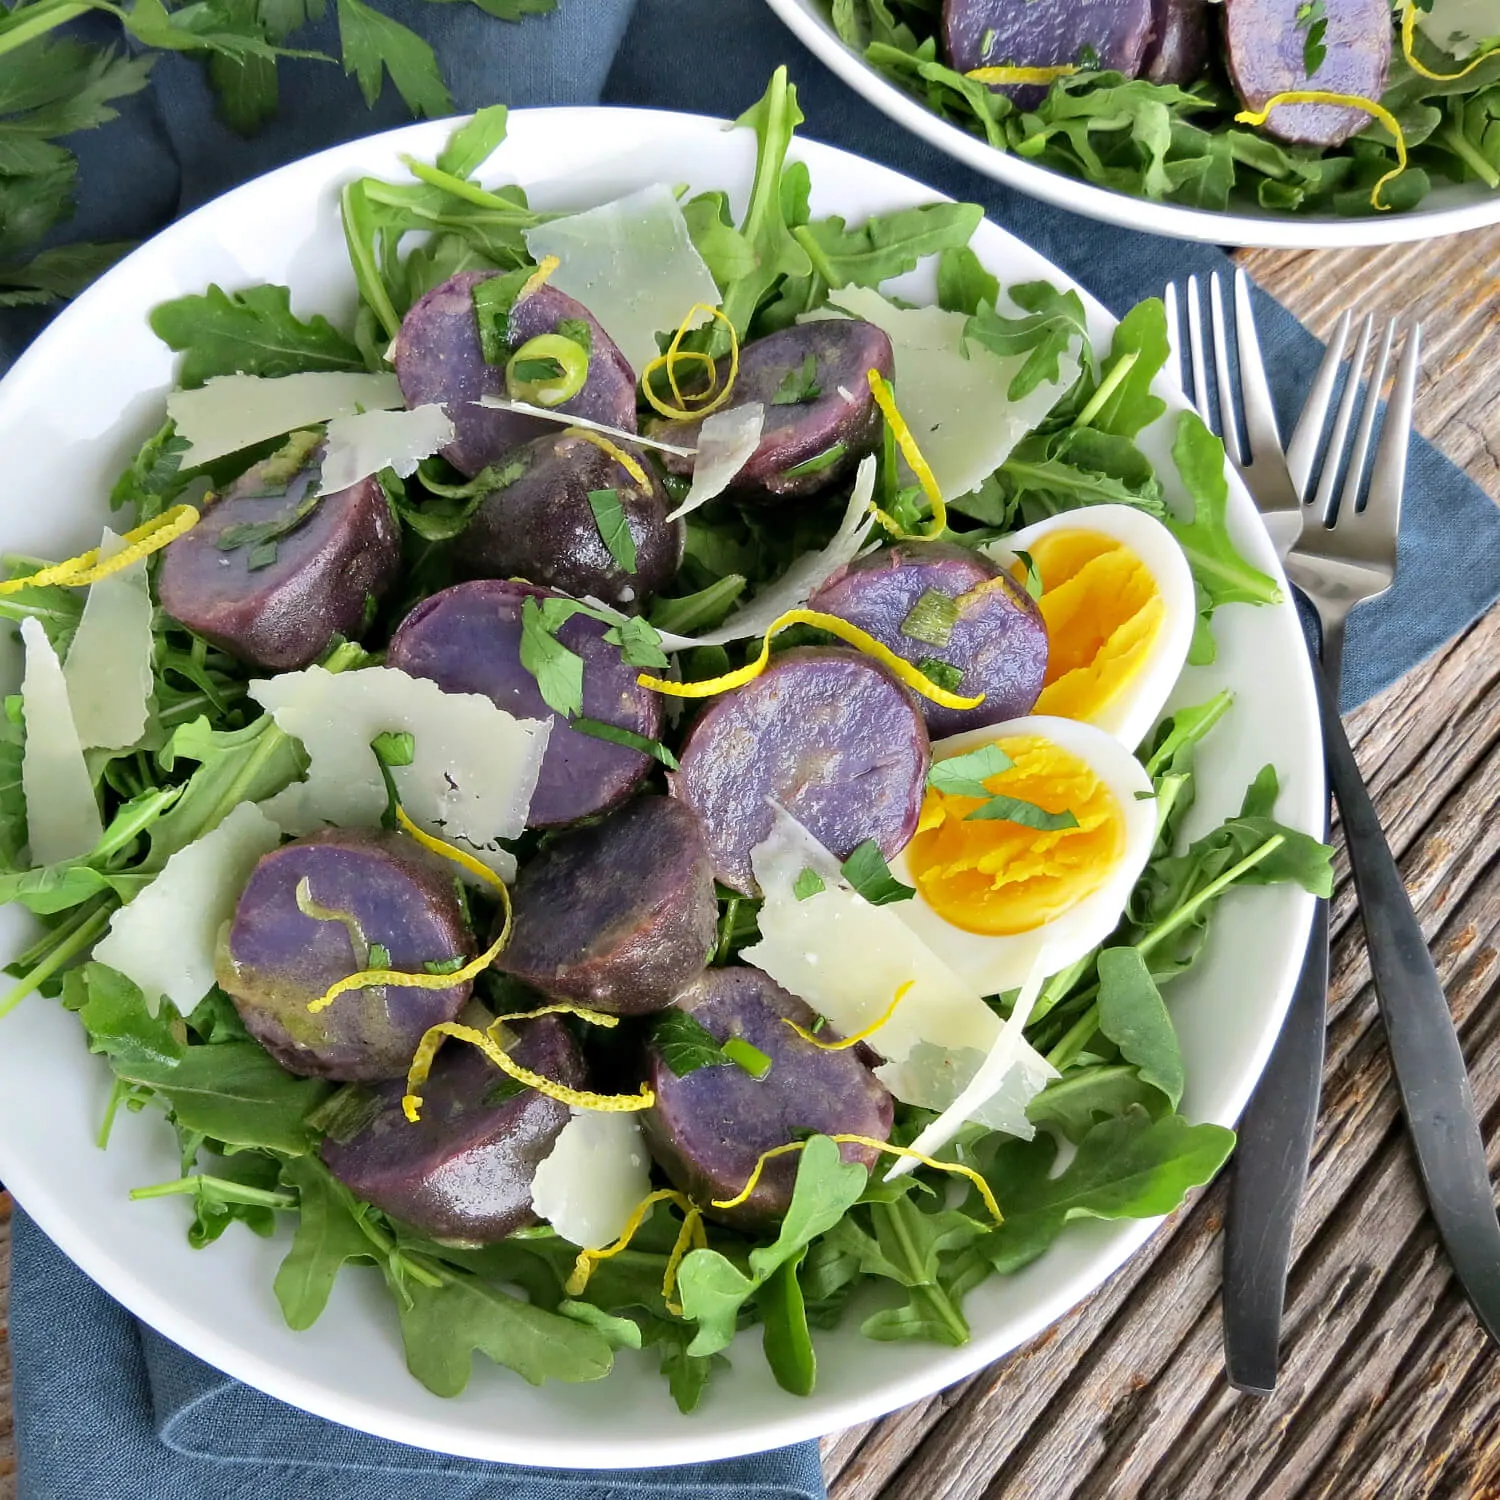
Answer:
[394,806,508,896]
[965,64,1077,86]
[782,981,914,1051]
[1400,1,1500,82]
[1235,92,1407,210]
[642,304,740,421]
[663,1203,707,1314]
[564,1188,697,1297]
[491,1001,620,1030]
[635,606,984,710]
[0,505,200,594]
[402,1020,653,1124]
[517,254,561,303]
[711,1134,1003,1225]
[308,814,513,1015]
[563,427,650,488]
[867,370,947,540]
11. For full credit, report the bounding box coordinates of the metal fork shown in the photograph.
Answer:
[1167,269,1333,1394]
[1283,319,1500,1367]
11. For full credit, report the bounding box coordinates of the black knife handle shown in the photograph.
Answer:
[1223,898,1328,1395]
[1316,664,1500,1346]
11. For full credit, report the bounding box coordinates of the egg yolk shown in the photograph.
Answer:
[904,735,1125,937]
[1014,530,1164,726]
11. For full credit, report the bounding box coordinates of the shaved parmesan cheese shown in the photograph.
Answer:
[807,287,1078,502]
[20,616,101,865]
[168,372,403,467]
[876,1042,1051,1139]
[94,802,281,1016]
[319,404,455,493]
[666,403,764,522]
[473,396,696,457]
[654,454,877,651]
[530,1110,652,1250]
[250,666,549,879]
[62,529,152,750]
[524,184,722,377]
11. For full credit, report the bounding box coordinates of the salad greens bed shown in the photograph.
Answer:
[825,0,1500,216]
[0,71,1331,1409]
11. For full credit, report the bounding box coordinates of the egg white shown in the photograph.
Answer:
[889,715,1157,999]
[985,503,1196,752]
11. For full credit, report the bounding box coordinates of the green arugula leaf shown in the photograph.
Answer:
[274,1156,376,1329]
[935,245,999,317]
[0,241,134,305]
[840,839,915,906]
[587,487,637,574]
[791,201,982,291]
[109,421,193,523]
[680,191,756,290]
[1095,946,1184,1109]
[556,1300,643,1350]
[760,1249,816,1395]
[781,442,846,478]
[1025,1064,1166,1143]
[927,742,1013,799]
[676,1135,868,1357]
[149,283,364,386]
[963,281,1092,400]
[436,104,509,179]
[647,575,746,637]
[335,0,452,118]
[1085,297,1170,438]
[651,1008,732,1078]
[982,1107,1234,1274]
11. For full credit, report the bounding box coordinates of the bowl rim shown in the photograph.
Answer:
[0,102,1323,1465]
[763,0,1500,250]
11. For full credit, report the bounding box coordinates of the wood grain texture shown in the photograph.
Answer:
[0,232,1494,1500]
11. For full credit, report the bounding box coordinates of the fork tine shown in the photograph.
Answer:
[1231,269,1282,469]
[1288,310,1352,499]
[1164,282,1184,397]
[1359,323,1421,543]
[1185,275,1214,434]
[1209,273,1244,465]
[1310,315,1374,525]
[1336,318,1397,524]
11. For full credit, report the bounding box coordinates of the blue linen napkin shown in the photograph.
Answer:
[3,0,1499,1494]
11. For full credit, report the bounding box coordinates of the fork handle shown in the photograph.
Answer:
[1223,897,1328,1395]
[1316,664,1500,1347]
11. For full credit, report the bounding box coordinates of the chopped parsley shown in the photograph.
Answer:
[555,317,593,354]
[966,794,1079,831]
[571,717,679,770]
[510,356,565,383]
[899,588,959,648]
[781,441,846,478]
[423,955,467,975]
[367,943,392,970]
[517,597,670,717]
[216,488,321,572]
[840,839,915,906]
[1013,548,1044,602]
[587,487,638,573]
[927,742,1014,798]
[792,867,825,901]
[370,730,415,767]
[470,266,534,365]
[916,657,965,693]
[1295,0,1329,76]
[771,352,821,405]
[653,1009,733,1077]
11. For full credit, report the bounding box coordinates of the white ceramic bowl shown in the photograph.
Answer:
[765,0,1500,249]
[0,106,1321,1466]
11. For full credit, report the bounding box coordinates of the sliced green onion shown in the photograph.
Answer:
[900,588,959,648]
[723,1036,772,1080]
[506,333,590,406]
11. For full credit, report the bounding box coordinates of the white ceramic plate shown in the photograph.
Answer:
[0,107,1322,1467]
[766,0,1500,250]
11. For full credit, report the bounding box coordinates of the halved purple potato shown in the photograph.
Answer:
[217,829,473,1082]
[320,1016,583,1245]
[643,968,894,1230]
[943,0,1155,106]
[671,647,929,895]
[1142,0,1211,83]
[809,541,1047,739]
[157,446,399,672]
[393,273,637,477]
[385,578,661,829]
[495,797,717,1016]
[461,432,682,612]
[651,321,894,502]
[1225,0,1391,147]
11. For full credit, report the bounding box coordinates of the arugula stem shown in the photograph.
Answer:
[880,1202,968,1345]
[1043,835,1287,1072]
[1071,349,1140,430]
[10,896,101,971]
[0,905,113,1020]
[791,224,842,289]
[1439,124,1500,189]
[399,156,520,211]
[129,1174,298,1209]
[96,1076,131,1149]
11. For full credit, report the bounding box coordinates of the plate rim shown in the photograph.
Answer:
[763,0,1500,250]
[0,102,1324,1465]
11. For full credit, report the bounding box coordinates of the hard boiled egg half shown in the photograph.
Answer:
[889,714,1157,999]
[985,504,1195,752]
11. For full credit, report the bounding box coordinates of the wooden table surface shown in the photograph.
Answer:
[0,228,1497,1500]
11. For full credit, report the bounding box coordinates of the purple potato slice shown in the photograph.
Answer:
[643,968,894,1230]
[217,828,473,1083]
[1142,0,1211,83]
[943,0,1155,106]
[385,578,661,829]
[651,320,894,502]
[461,431,683,612]
[393,273,637,477]
[157,446,399,672]
[670,646,930,895]
[495,796,717,1016]
[321,1016,584,1245]
[809,541,1047,738]
[1224,0,1392,147]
